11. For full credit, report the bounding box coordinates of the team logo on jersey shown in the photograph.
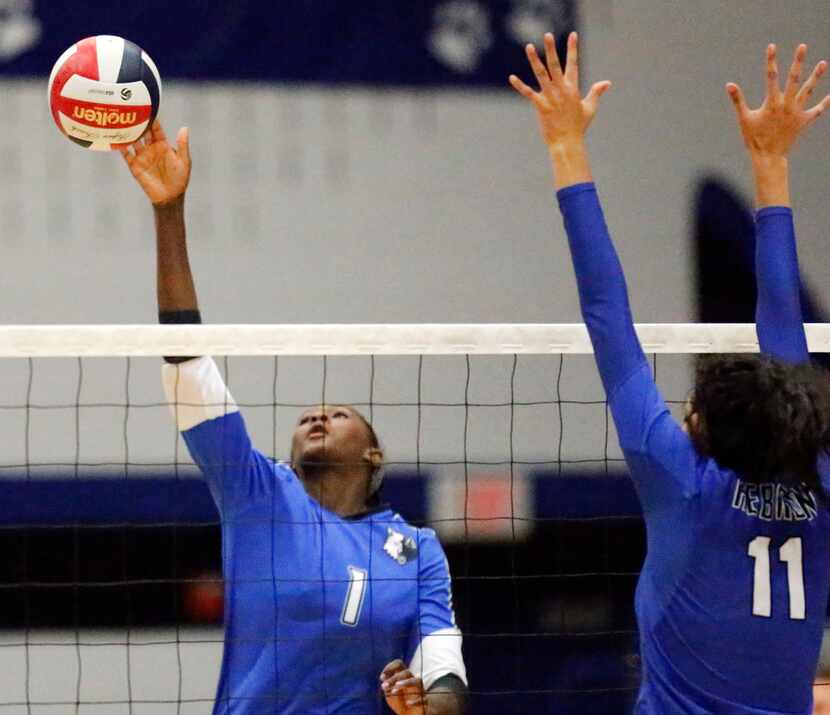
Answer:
[383,528,418,565]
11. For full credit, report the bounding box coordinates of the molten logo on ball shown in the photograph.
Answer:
[72,106,138,127]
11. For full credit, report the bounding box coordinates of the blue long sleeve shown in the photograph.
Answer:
[556,183,647,396]
[556,182,698,518]
[754,206,808,363]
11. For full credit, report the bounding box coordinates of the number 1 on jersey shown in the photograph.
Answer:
[747,536,805,620]
[780,537,805,619]
[341,566,368,627]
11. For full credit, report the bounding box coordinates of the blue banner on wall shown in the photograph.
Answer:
[0,470,635,526]
[0,0,575,85]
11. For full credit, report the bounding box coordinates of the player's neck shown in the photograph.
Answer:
[300,466,369,518]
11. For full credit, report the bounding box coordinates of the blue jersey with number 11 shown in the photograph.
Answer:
[558,183,830,714]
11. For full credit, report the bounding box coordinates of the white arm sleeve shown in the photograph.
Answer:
[161,356,238,432]
[408,627,467,691]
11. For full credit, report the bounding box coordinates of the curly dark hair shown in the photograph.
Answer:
[688,354,830,493]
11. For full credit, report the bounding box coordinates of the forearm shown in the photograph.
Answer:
[557,183,647,394]
[754,205,808,362]
[751,154,790,208]
[155,197,200,363]
[154,197,198,313]
[750,149,806,362]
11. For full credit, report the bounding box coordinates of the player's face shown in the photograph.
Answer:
[813,681,830,714]
[291,405,373,472]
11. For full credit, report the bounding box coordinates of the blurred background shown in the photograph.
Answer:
[1,1,830,713]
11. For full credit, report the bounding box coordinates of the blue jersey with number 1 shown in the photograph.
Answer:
[162,358,466,714]
[558,183,830,714]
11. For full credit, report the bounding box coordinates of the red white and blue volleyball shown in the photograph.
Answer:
[48,36,161,151]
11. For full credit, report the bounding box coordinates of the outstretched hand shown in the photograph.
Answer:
[727,43,830,159]
[120,120,191,206]
[509,31,611,149]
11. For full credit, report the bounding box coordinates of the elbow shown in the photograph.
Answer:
[425,674,469,715]
[426,687,469,715]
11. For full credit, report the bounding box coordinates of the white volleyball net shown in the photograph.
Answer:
[0,323,821,714]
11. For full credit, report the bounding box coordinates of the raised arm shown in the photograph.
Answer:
[120,121,197,321]
[120,122,264,513]
[511,33,697,513]
[509,33,644,396]
[727,44,830,363]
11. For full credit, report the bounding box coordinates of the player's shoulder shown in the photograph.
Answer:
[400,516,450,564]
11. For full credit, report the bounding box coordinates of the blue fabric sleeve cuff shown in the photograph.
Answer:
[755,206,793,220]
[556,182,596,204]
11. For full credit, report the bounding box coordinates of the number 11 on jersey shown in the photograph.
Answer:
[747,536,805,620]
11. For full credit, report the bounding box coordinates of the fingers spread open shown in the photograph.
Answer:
[796,60,827,106]
[543,32,564,86]
[132,137,148,157]
[150,120,168,145]
[526,43,553,92]
[119,146,134,166]
[784,43,807,101]
[766,43,781,103]
[584,80,611,116]
[509,74,537,100]
[726,82,749,120]
[563,31,579,85]
[806,93,830,124]
[176,127,191,164]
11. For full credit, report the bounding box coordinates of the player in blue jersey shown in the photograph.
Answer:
[511,33,830,713]
[119,122,468,714]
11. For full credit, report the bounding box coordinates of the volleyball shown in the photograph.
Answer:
[48,35,161,151]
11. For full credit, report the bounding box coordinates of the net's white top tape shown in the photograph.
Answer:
[1,323,829,357]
